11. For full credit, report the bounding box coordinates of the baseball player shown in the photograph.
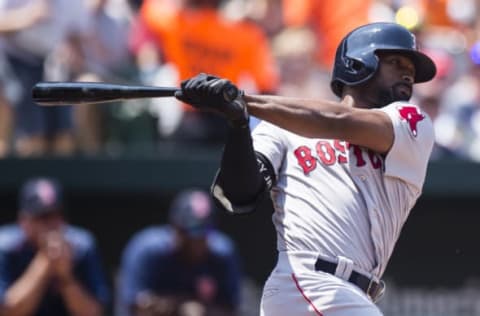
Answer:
[175,22,437,315]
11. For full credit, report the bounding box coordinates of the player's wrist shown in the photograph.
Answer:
[57,274,76,290]
[226,95,249,128]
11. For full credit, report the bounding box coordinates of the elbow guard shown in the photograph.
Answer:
[212,152,276,215]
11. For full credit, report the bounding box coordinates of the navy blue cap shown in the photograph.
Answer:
[18,178,63,216]
[168,189,214,237]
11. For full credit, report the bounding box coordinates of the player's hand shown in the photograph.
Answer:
[175,73,249,127]
[135,291,178,316]
[40,230,73,279]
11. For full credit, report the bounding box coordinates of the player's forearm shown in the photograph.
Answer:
[244,94,393,153]
[59,277,103,316]
[212,126,266,213]
[3,254,51,316]
[244,94,351,139]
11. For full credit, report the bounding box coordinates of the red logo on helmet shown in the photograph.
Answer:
[398,105,425,137]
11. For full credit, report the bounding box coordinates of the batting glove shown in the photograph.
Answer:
[175,73,249,128]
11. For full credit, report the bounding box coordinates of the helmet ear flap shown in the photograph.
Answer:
[344,57,365,74]
[340,39,368,77]
[340,40,355,74]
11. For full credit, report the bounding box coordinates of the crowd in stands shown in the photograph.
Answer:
[0,0,479,161]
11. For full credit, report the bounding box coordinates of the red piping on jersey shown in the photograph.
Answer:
[291,273,324,316]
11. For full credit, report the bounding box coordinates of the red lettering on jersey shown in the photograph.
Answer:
[316,141,336,165]
[351,144,366,167]
[294,146,317,174]
[368,150,382,169]
[294,141,383,174]
[334,140,348,164]
[398,105,425,137]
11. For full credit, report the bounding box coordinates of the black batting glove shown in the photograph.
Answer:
[175,73,249,128]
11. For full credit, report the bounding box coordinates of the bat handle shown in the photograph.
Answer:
[222,83,240,102]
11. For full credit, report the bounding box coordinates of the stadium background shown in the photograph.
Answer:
[2,0,480,315]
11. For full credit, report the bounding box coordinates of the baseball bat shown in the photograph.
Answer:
[32,81,239,106]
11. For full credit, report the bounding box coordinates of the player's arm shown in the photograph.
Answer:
[244,94,394,154]
[0,252,52,316]
[56,235,107,316]
[174,73,393,156]
[175,74,275,213]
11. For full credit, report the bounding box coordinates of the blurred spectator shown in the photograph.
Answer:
[270,26,334,100]
[0,177,110,316]
[58,0,136,155]
[413,47,459,160]
[419,0,478,31]
[435,58,480,161]
[0,48,21,157]
[283,0,372,68]
[241,0,372,69]
[134,0,278,143]
[117,189,242,316]
[0,0,91,157]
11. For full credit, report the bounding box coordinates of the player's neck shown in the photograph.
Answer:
[342,89,385,109]
[340,91,372,109]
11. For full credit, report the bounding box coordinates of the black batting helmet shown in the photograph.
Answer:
[330,22,437,97]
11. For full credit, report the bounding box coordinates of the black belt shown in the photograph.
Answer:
[314,258,383,300]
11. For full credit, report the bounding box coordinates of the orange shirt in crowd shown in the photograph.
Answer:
[140,0,279,94]
[419,0,455,27]
[282,0,371,68]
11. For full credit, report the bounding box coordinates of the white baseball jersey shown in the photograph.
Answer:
[252,101,434,278]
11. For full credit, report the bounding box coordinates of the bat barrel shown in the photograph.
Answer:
[32,82,179,105]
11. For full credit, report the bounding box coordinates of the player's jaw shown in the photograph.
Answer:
[392,81,413,101]
[359,72,413,108]
[378,80,413,104]
[351,78,410,109]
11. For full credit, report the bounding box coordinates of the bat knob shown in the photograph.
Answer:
[222,83,239,102]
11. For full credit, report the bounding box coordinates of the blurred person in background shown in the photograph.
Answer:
[117,189,242,316]
[0,177,110,316]
[434,52,480,161]
[240,0,372,70]
[0,0,91,157]
[413,47,459,160]
[270,26,333,100]
[134,0,279,143]
[0,49,21,157]
[47,0,136,155]
[284,0,372,69]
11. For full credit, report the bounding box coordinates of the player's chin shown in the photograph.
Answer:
[392,83,412,101]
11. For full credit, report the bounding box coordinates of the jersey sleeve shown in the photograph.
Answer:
[251,120,288,179]
[0,247,11,304]
[78,236,111,307]
[117,228,173,313]
[380,102,435,190]
[65,227,111,307]
[118,236,155,307]
[0,226,24,305]
[207,232,242,308]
